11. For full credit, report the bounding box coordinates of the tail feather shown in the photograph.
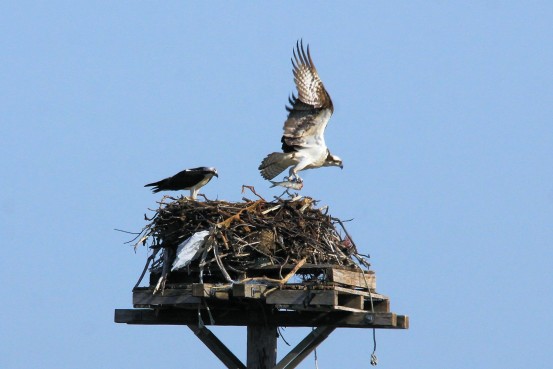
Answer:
[259,152,294,180]
[144,180,164,193]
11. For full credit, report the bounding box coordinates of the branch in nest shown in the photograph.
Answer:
[241,185,266,201]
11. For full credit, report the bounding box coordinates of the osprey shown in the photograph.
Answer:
[145,167,218,200]
[259,40,343,184]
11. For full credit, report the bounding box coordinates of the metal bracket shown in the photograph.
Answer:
[364,313,374,323]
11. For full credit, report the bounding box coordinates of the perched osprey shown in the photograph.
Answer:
[259,40,343,184]
[145,167,218,200]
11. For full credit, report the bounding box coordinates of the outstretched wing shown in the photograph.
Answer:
[282,40,334,152]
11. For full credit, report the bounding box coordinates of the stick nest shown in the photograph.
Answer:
[133,192,370,286]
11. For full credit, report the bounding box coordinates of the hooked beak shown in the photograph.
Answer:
[339,164,344,170]
[214,172,219,178]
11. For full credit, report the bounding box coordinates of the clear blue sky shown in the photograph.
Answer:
[1,2,552,368]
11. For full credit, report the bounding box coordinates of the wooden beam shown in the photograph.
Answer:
[232,283,267,298]
[192,283,213,297]
[331,286,387,299]
[273,326,336,369]
[329,268,376,290]
[247,325,277,369]
[134,285,387,309]
[133,288,200,307]
[188,324,246,369]
[115,309,407,329]
[266,290,336,306]
[396,315,410,329]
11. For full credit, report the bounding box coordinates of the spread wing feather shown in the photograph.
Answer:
[282,40,333,152]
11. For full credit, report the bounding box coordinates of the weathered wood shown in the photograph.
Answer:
[134,284,393,316]
[115,308,407,329]
[133,288,200,307]
[122,252,407,369]
[273,326,336,369]
[192,283,213,297]
[247,325,277,369]
[266,290,336,306]
[331,305,368,313]
[232,283,267,298]
[191,283,230,300]
[396,315,409,329]
[361,312,397,327]
[329,268,376,290]
[188,324,246,369]
[331,286,387,299]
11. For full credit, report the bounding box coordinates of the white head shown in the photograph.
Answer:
[199,167,218,178]
[323,153,343,169]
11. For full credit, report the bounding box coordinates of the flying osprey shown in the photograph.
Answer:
[145,167,218,200]
[259,40,343,185]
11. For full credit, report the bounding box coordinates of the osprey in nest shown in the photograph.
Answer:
[145,167,218,200]
[259,40,343,187]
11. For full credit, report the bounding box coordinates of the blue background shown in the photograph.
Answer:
[1,2,552,368]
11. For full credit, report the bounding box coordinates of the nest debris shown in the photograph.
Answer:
[131,190,370,291]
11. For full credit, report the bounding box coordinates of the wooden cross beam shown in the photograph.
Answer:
[188,324,246,369]
[273,326,336,369]
[187,324,335,369]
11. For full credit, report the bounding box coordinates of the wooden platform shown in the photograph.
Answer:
[116,264,408,368]
[115,308,408,329]
[117,266,408,329]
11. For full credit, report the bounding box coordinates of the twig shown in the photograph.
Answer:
[241,185,266,201]
[210,232,236,284]
[242,257,307,285]
[134,248,160,289]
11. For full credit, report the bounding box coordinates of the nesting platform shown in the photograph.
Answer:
[115,194,408,368]
[117,263,407,329]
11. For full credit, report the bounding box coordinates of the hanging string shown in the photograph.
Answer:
[370,327,378,366]
[313,327,320,369]
[277,327,291,346]
[361,268,378,366]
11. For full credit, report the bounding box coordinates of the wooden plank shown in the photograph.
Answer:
[232,284,267,298]
[396,315,409,329]
[192,283,230,300]
[188,324,246,369]
[332,306,368,313]
[115,308,407,329]
[332,286,387,300]
[213,290,230,300]
[266,290,336,306]
[361,312,397,327]
[329,268,376,290]
[192,283,213,297]
[133,288,200,307]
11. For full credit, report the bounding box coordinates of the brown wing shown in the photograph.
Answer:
[291,40,333,110]
[281,40,333,152]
